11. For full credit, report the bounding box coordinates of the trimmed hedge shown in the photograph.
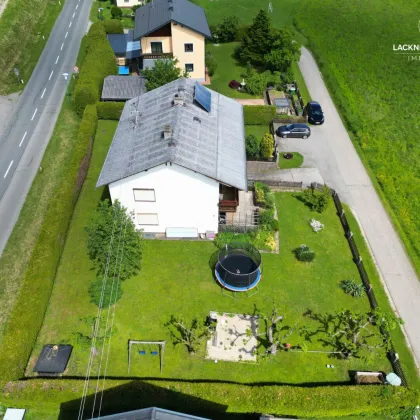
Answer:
[243,105,276,125]
[74,22,117,116]
[0,105,98,381]
[103,19,124,34]
[0,379,418,418]
[96,101,125,120]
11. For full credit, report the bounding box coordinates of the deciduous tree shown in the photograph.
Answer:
[142,58,188,91]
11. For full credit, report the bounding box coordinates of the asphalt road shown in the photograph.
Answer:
[288,47,420,371]
[0,0,92,254]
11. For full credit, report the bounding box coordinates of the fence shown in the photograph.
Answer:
[248,178,303,191]
[311,183,409,388]
[293,80,306,116]
[218,211,259,233]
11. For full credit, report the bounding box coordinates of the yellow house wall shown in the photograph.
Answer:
[141,36,173,54]
[171,22,205,81]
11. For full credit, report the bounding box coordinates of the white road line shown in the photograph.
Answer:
[65,31,68,38]
[61,43,64,50]
[69,21,72,28]
[19,132,27,147]
[55,56,60,64]
[41,87,46,99]
[75,4,78,9]
[49,70,54,80]
[31,108,38,121]
[4,161,13,178]
[72,12,75,17]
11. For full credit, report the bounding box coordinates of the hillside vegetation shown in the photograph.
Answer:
[295,0,420,273]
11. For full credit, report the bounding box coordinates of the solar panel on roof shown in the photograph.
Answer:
[194,82,211,113]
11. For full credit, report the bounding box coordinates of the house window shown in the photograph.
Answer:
[133,188,155,202]
[137,213,159,225]
[151,42,163,54]
[185,63,194,73]
[184,43,193,52]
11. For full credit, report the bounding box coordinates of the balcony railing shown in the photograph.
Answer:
[142,53,173,60]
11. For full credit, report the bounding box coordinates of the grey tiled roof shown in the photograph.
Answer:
[101,76,146,101]
[96,78,247,191]
[134,0,211,39]
[97,407,209,420]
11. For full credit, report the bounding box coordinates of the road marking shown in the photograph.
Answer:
[49,70,54,80]
[4,161,13,178]
[41,87,46,99]
[61,43,64,50]
[19,132,27,147]
[72,12,75,18]
[31,108,38,121]
[69,21,72,28]
[55,56,60,64]
[75,4,78,9]
[65,31,68,38]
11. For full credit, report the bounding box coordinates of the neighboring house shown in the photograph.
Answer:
[107,30,141,73]
[96,78,247,238]
[97,407,209,419]
[102,76,146,101]
[129,0,211,81]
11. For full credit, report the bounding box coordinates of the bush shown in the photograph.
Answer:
[235,25,250,42]
[217,16,239,43]
[110,6,122,18]
[0,105,98,380]
[301,185,331,213]
[294,244,316,262]
[89,278,123,308]
[96,101,125,120]
[259,209,278,231]
[245,70,279,95]
[214,232,249,249]
[260,133,274,160]
[249,229,276,251]
[103,19,124,34]
[243,105,276,125]
[341,279,365,298]
[245,134,260,159]
[254,182,266,204]
[205,51,217,77]
[142,58,186,91]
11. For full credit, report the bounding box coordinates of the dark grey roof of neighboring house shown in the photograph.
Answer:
[97,407,209,420]
[97,78,247,191]
[134,0,211,39]
[107,34,127,55]
[101,76,146,101]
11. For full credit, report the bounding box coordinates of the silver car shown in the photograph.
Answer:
[276,123,311,139]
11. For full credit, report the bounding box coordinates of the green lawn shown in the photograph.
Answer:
[90,0,135,28]
[28,120,409,384]
[278,152,304,169]
[206,43,257,99]
[245,125,270,139]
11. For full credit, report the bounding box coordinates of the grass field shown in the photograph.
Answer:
[28,119,418,385]
[245,125,270,140]
[278,152,304,169]
[90,0,135,28]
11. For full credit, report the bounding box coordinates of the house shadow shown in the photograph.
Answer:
[57,380,259,419]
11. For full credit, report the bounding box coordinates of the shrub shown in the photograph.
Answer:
[243,105,276,125]
[0,105,98,380]
[249,229,276,251]
[254,182,266,204]
[96,101,125,120]
[245,134,260,159]
[142,58,186,90]
[341,279,365,298]
[260,133,274,160]
[205,51,217,77]
[103,19,124,34]
[235,25,250,42]
[294,244,316,262]
[301,185,331,213]
[89,278,123,308]
[245,70,279,95]
[217,16,239,43]
[259,209,278,231]
[110,6,122,18]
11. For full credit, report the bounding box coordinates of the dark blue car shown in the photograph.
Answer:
[306,101,324,125]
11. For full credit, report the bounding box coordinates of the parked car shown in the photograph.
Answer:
[276,123,311,139]
[306,101,324,124]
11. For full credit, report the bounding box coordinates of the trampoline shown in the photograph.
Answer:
[33,344,73,374]
[215,242,262,292]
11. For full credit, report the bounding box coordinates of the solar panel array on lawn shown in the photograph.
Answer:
[194,82,211,113]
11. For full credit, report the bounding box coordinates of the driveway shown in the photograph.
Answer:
[294,47,420,371]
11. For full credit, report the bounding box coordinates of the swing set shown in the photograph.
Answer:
[128,340,166,374]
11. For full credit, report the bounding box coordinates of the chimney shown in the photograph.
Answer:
[168,5,173,11]
[163,124,173,140]
[173,93,184,106]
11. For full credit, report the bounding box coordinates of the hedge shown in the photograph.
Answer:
[243,105,276,125]
[103,19,124,34]
[96,101,125,120]
[0,105,98,381]
[0,379,418,418]
[74,22,117,116]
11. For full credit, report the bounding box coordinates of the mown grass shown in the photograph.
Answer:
[0,0,63,94]
[294,0,420,279]
[279,152,304,169]
[89,0,134,29]
[245,124,270,140]
[30,126,404,384]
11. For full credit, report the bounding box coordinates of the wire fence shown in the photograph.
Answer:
[311,183,409,388]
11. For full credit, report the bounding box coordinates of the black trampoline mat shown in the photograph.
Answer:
[221,255,258,274]
[33,344,73,373]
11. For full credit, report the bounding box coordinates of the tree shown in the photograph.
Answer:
[142,58,187,91]
[245,70,279,95]
[263,28,301,72]
[246,134,260,159]
[205,51,218,77]
[260,132,274,160]
[110,6,122,19]
[166,315,210,354]
[301,185,331,213]
[218,16,239,43]
[239,10,273,65]
[85,199,143,282]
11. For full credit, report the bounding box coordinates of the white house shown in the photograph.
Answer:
[96,78,247,238]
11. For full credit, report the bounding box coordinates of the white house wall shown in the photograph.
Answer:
[109,163,219,234]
